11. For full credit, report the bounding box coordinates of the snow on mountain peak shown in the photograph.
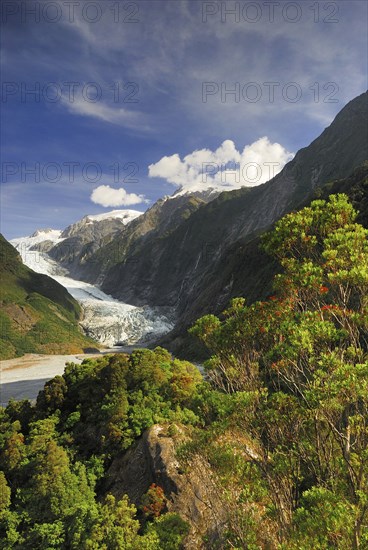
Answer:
[19,229,64,247]
[84,210,143,224]
[30,228,62,239]
[25,210,143,242]
[169,185,222,202]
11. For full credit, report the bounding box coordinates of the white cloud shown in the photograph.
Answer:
[91,185,147,207]
[62,96,150,131]
[148,137,294,194]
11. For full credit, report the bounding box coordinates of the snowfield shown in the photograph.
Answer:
[83,209,142,223]
[11,228,174,347]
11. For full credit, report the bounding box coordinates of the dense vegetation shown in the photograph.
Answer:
[189,194,368,548]
[1,194,367,548]
[0,235,95,359]
[0,348,202,548]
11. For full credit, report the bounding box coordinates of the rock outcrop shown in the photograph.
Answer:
[104,425,225,549]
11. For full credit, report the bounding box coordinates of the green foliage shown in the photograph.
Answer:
[0,472,11,515]
[191,194,368,548]
[83,494,144,549]
[145,513,190,550]
[1,193,367,548]
[288,487,356,549]
[56,348,201,455]
[0,347,200,548]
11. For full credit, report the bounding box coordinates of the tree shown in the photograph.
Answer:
[145,513,190,550]
[0,472,11,515]
[86,494,159,549]
[262,194,368,548]
[36,375,67,413]
[191,195,368,547]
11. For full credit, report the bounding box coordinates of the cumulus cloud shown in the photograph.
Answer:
[148,137,294,194]
[90,185,147,207]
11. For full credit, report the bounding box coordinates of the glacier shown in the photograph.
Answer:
[11,229,174,348]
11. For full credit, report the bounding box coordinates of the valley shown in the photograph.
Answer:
[2,5,368,547]
[10,230,175,348]
[5,93,368,360]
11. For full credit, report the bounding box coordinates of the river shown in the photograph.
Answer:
[0,347,137,406]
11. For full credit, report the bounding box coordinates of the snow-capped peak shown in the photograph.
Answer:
[30,228,62,239]
[169,185,222,202]
[84,209,143,224]
[15,229,64,247]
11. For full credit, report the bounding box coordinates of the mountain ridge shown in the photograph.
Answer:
[98,92,368,312]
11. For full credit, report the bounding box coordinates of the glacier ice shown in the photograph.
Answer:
[11,232,174,348]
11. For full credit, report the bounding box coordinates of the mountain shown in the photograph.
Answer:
[32,209,143,279]
[160,162,368,355]
[65,194,208,285]
[0,234,96,359]
[60,210,142,239]
[83,92,367,348]
[14,92,367,357]
[39,200,208,284]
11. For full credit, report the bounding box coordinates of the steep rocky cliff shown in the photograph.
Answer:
[78,194,207,285]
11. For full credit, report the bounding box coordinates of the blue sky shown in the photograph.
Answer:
[1,0,367,238]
